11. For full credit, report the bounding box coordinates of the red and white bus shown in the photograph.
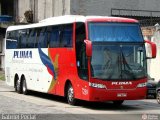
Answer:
[5,15,156,105]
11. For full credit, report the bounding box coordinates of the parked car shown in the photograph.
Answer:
[146,77,157,98]
[156,80,160,104]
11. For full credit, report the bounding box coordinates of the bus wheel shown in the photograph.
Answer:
[22,79,28,95]
[67,84,76,105]
[113,100,124,106]
[157,91,160,104]
[16,79,22,94]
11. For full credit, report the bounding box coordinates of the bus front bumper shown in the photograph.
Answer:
[88,87,147,102]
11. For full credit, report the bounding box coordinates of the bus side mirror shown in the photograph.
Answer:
[145,40,157,59]
[84,40,92,57]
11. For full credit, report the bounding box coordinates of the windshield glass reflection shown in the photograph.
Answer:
[91,43,147,80]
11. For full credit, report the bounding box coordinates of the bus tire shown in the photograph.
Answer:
[22,78,28,95]
[157,91,160,104]
[15,79,22,94]
[67,84,76,105]
[113,100,124,106]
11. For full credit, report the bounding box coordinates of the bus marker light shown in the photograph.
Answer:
[137,82,147,88]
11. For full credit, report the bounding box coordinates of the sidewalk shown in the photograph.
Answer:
[0,80,14,92]
[0,71,14,91]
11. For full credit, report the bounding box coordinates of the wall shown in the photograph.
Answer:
[17,0,160,22]
[17,0,71,22]
[53,0,70,16]
[37,0,53,21]
[37,0,70,21]
[70,0,160,16]
[149,27,160,82]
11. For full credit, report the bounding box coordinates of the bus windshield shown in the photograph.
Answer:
[88,22,147,80]
[88,22,143,42]
[91,43,147,80]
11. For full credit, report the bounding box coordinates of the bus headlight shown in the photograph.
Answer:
[137,82,147,88]
[89,82,106,89]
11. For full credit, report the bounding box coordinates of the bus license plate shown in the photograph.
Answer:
[117,93,127,97]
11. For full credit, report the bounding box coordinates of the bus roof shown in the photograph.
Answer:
[6,15,138,31]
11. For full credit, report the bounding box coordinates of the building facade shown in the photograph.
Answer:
[0,0,14,70]
[1,0,160,70]
[15,0,71,23]
[14,0,160,25]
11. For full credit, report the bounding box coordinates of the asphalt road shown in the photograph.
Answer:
[0,81,160,120]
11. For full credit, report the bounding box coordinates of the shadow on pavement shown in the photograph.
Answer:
[25,90,160,111]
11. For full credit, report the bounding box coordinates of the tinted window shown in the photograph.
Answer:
[19,30,28,48]
[37,27,48,48]
[49,26,60,48]
[88,23,143,42]
[28,29,36,48]
[6,24,73,49]
[6,31,19,49]
[60,24,73,47]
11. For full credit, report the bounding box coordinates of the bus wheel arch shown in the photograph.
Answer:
[64,80,76,105]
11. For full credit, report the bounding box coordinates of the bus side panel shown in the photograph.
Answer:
[5,46,90,101]
[47,48,71,95]
[5,50,15,87]
[47,48,80,96]
[5,48,53,93]
[47,48,90,101]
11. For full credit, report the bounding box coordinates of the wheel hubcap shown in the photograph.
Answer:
[23,81,26,92]
[16,80,20,91]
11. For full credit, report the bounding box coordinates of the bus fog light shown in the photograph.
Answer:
[137,82,147,88]
[89,82,106,89]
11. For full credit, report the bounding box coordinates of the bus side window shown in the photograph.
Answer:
[49,26,60,48]
[15,31,19,48]
[60,24,73,47]
[38,27,48,48]
[19,30,28,48]
[6,31,18,49]
[28,29,36,48]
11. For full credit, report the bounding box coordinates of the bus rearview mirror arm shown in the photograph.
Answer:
[145,40,157,59]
